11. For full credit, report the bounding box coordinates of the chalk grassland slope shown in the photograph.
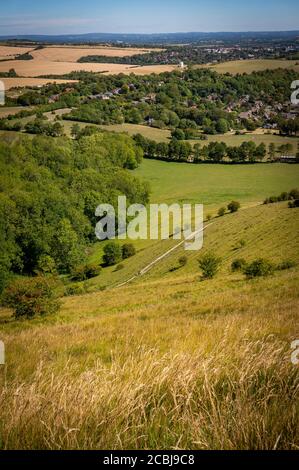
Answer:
[59,161,299,292]
[143,202,299,280]
[198,59,299,75]
[77,200,299,291]
[0,203,298,449]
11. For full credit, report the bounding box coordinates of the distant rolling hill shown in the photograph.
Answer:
[0,30,298,44]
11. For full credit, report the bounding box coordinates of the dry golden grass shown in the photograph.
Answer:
[0,269,298,449]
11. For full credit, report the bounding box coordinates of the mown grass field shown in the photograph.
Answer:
[0,202,298,449]
[135,159,299,205]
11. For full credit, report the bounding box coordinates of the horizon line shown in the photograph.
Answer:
[0,29,299,37]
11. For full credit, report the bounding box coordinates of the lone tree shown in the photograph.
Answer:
[228,201,240,213]
[198,252,221,280]
[103,241,122,266]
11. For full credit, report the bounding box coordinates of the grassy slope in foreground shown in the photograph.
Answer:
[0,203,298,449]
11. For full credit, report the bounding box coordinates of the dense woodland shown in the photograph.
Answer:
[0,131,148,291]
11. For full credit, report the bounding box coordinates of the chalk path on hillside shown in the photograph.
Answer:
[114,202,262,289]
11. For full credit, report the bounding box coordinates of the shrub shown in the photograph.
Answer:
[2,276,60,319]
[276,260,296,271]
[122,243,136,260]
[178,256,188,267]
[278,192,289,201]
[234,239,246,250]
[227,201,240,213]
[231,258,247,272]
[71,264,101,281]
[64,284,86,296]
[198,252,221,279]
[243,259,275,279]
[114,263,125,271]
[206,214,212,221]
[288,199,299,208]
[289,189,299,200]
[103,241,122,266]
[218,207,226,217]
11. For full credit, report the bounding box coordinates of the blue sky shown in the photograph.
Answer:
[0,0,298,35]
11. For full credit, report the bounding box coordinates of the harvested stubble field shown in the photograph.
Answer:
[0,45,34,60]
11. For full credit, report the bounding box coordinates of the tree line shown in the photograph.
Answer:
[132,134,294,163]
